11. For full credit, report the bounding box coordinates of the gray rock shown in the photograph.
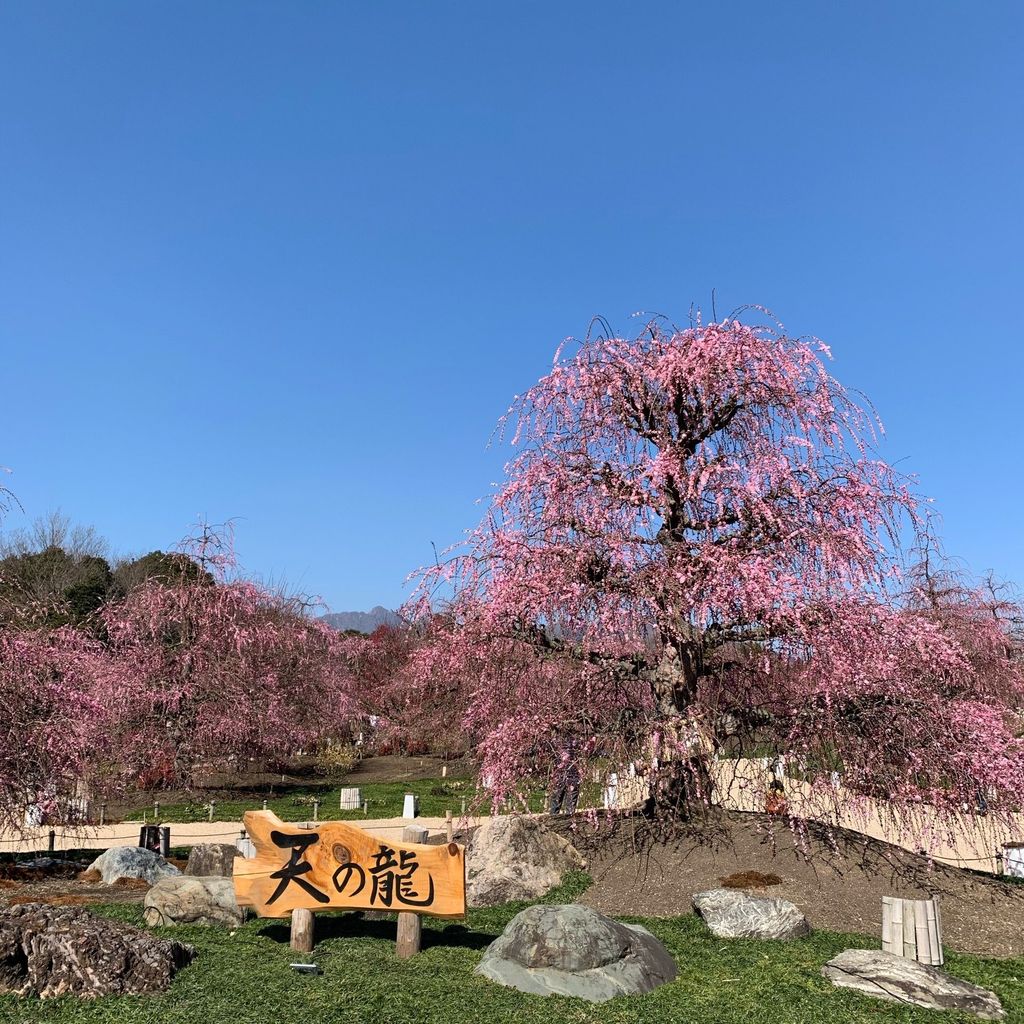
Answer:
[87,846,181,886]
[693,888,809,940]
[185,843,238,877]
[475,904,677,1002]
[144,875,245,928]
[822,949,1004,1020]
[467,816,585,907]
[0,903,193,999]
[15,857,73,872]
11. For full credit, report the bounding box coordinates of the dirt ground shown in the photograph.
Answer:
[563,811,1024,958]
[0,859,165,911]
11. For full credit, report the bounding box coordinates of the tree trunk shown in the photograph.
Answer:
[642,644,716,819]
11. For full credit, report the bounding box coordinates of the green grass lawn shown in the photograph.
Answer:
[127,779,487,824]
[3,873,1023,1024]
[125,776,604,824]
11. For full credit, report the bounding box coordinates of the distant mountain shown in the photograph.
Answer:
[320,605,403,634]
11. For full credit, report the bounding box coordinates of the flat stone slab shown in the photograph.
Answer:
[823,949,1004,1019]
[475,903,677,1002]
[693,888,809,940]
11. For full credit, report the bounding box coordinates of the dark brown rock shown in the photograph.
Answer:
[184,843,238,877]
[0,903,193,999]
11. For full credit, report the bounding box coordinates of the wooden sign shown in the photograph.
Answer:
[232,810,466,920]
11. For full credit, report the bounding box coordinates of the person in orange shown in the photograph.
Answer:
[764,778,788,816]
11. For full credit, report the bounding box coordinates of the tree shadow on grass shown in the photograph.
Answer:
[258,911,495,951]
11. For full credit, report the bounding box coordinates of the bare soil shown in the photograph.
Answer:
[564,810,1024,958]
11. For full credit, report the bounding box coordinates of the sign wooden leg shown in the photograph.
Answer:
[396,824,428,958]
[396,909,421,959]
[291,908,315,953]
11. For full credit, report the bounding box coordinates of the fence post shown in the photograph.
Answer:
[48,830,55,854]
[208,800,215,822]
[445,810,453,842]
[396,825,428,958]
[99,802,107,827]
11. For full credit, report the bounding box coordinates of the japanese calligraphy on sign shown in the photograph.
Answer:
[232,810,466,919]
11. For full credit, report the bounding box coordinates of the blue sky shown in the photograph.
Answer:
[2,2,1022,611]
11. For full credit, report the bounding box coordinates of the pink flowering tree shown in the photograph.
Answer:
[345,621,475,759]
[0,628,113,830]
[410,315,1024,817]
[98,529,357,790]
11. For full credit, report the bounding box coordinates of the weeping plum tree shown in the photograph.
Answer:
[0,523,358,824]
[0,628,112,830]
[346,621,476,758]
[98,528,357,790]
[410,315,1024,818]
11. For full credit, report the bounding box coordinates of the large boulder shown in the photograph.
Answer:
[476,904,677,1002]
[467,816,585,907]
[144,875,245,928]
[87,846,181,886]
[822,949,1004,1020]
[185,844,238,877]
[0,903,193,999]
[693,888,809,940]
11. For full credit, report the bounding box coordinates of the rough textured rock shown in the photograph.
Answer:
[475,904,677,1001]
[87,846,181,886]
[185,843,238,877]
[467,816,585,907]
[823,949,1004,1019]
[692,888,809,940]
[0,903,193,999]
[144,875,245,928]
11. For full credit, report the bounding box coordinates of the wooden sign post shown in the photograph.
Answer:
[233,810,466,955]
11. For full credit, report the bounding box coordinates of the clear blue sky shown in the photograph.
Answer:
[2,2,1022,612]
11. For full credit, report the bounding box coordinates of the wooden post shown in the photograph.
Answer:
[99,802,107,827]
[262,798,268,811]
[445,810,453,842]
[396,825,429,959]
[154,800,160,820]
[313,799,319,822]
[48,830,55,854]
[208,800,215,822]
[291,908,315,953]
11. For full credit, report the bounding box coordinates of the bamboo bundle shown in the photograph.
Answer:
[881,896,943,966]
